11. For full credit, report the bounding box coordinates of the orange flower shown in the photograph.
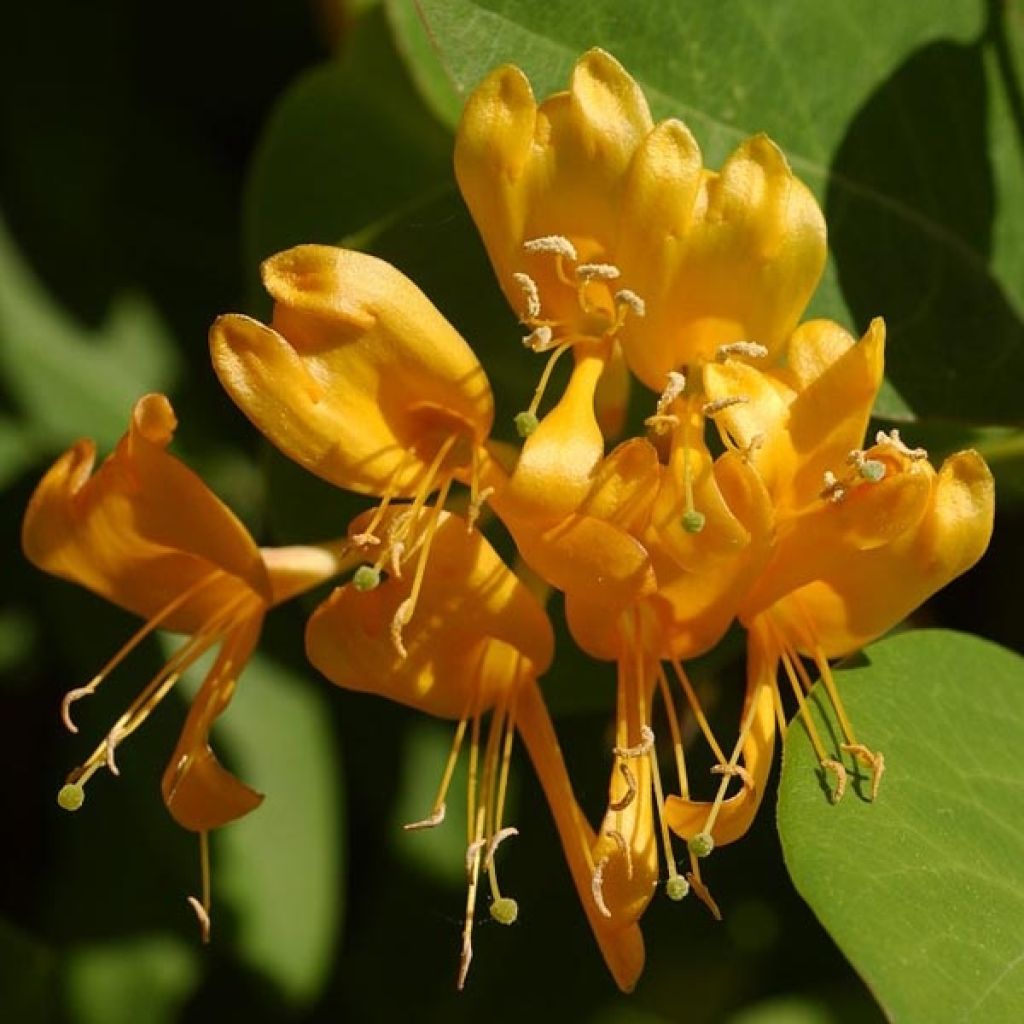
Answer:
[23,394,352,937]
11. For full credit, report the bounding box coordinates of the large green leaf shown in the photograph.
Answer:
[778,630,1024,1022]
[415,0,1024,424]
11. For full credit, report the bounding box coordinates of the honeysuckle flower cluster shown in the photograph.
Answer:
[25,49,994,992]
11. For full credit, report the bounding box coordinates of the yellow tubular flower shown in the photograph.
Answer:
[666,318,994,845]
[211,244,494,499]
[455,47,826,397]
[22,394,354,939]
[305,507,644,991]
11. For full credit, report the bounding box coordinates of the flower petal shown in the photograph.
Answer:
[21,394,270,628]
[211,246,493,497]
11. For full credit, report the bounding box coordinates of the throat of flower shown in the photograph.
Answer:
[401,651,523,990]
[512,235,645,436]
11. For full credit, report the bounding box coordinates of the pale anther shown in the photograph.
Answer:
[522,325,554,352]
[821,758,848,804]
[61,684,97,734]
[513,272,541,320]
[403,802,446,831]
[484,826,519,867]
[614,288,646,317]
[614,724,655,759]
[875,428,928,461]
[465,838,487,877]
[591,857,612,918]
[575,262,621,282]
[467,486,494,533]
[711,762,755,792]
[390,598,413,659]
[523,235,577,261]
[351,530,381,547]
[820,470,847,504]
[187,896,211,944]
[717,341,768,361]
[105,725,125,776]
[644,413,679,435]
[741,432,765,463]
[702,395,749,416]
[841,743,886,801]
[389,541,405,579]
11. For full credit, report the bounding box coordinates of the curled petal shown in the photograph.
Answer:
[211,246,493,498]
[22,394,270,628]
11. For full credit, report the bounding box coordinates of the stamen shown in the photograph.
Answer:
[513,271,541,320]
[645,719,687,899]
[717,341,768,361]
[821,759,848,803]
[608,761,638,812]
[466,486,494,533]
[741,433,765,463]
[710,762,755,792]
[575,263,621,281]
[702,395,749,416]
[875,428,928,461]
[591,857,612,918]
[614,724,655,759]
[841,743,886,801]
[522,325,555,352]
[105,724,126,775]
[485,826,519,868]
[646,371,686,433]
[404,804,446,831]
[820,470,847,503]
[614,289,646,318]
[518,341,571,431]
[465,838,487,876]
[458,711,485,991]
[352,448,416,547]
[656,666,690,798]
[59,573,222,734]
[523,235,577,261]
[669,659,728,766]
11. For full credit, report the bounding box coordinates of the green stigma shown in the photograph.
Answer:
[514,411,539,439]
[489,896,519,925]
[57,782,85,812]
[666,875,690,902]
[682,509,706,534]
[688,831,714,858]
[352,564,381,592]
[859,459,886,482]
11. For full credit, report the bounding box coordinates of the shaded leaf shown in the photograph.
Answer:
[778,630,1024,1022]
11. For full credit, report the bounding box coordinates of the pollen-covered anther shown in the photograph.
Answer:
[591,856,612,918]
[646,371,687,434]
[61,684,98,734]
[820,757,848,804]
[711,762,755,793]
[187,896,212,944]
[512,271,542,320]
[403,802,446,831]
[875,428,928,461]
[522,325,555,352]
[614,724,655,759]
[390,598,413,659]
[820,470,847,504]
[575,262,621,282]
[716,340,769,361]
[841,743,886,801]
[614,288,646,318]
[484,826,519,868]
[523,235,577,261]
[465,838,487,877]
[351,530,382,548]
[702,395,749,417]
[104,724,125,776]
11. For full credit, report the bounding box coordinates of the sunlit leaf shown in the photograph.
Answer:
[415,0,1024,424]
[778,630,1024,1022]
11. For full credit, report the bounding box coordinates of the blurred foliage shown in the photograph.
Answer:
[1,1,1021,1022]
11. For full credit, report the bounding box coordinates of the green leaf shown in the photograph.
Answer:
[415,0,1024,424]
[213,649,345,1007]
[386,0,462,126]
[778,630,1024,1022]
[243,4,452,296]
[61,935,198,1024]
[0,918,55,1023]
[0,217,179,452]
